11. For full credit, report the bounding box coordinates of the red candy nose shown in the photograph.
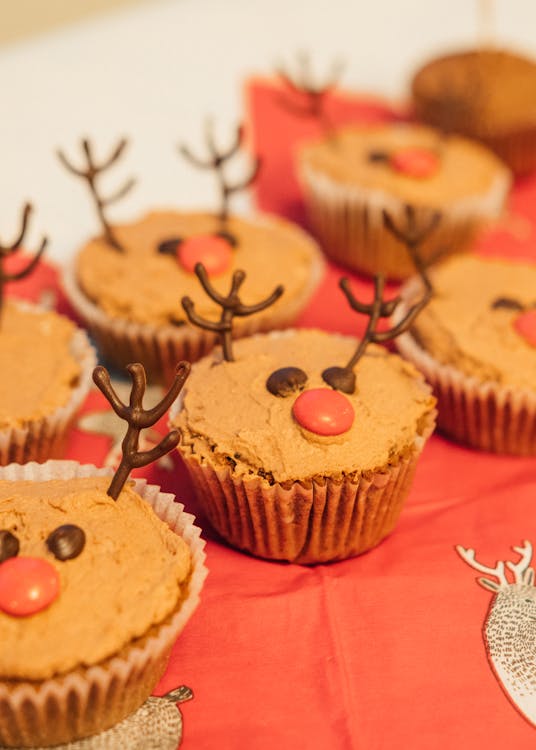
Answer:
[292,388,355,436]
[514,309,536,348]
[179,235,232,276]
[390,147,440,179]
[0,557,60,617]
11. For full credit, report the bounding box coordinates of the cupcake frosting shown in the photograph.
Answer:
[174,330,435,484]
[76,211,321,326]
[0,301,81,429]
[409,255,536,389]
[0,476,191,680]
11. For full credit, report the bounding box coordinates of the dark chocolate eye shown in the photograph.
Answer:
[0,530,19,563]
[46,525,86,561]
[322,366,356,394]
[266,367,308,397]
[368,150,389,163]
[158,237,183,256]
[491,297,524,311]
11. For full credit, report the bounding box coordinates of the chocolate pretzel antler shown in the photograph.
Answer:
[93,361,190,500]
[0,203,47,316]
[382,204,442,285]
[180,121,260,229]
[277,52,344,135]
[57,138,135,252]
[181,263,284,362]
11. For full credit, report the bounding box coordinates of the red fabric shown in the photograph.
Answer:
[8,80,536,748]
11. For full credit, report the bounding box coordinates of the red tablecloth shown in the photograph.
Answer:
[9,79,536,749]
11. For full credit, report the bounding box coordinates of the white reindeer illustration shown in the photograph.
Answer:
[456,540,536,726]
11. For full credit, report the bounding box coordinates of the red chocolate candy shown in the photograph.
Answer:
[292,388,355,436]
[0,557,60,617]
[514,309,536,348]
[390,147,440,179]
[179,235,232,276]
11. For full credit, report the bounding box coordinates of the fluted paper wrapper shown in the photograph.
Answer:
[394,277,536,455]
[0,304,96,466]
[0,461,207,748]
[299,160,510,279]
[62,243,324,383]
[172,403,436,565]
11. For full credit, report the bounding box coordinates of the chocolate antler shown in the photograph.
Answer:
[181,263,284,362]
[57,138,135,252]
[277,52,344,135]
[93,361,190,500]
[0,203,47,317]
[382,204,442,285]
[322,273,431,394]
[179,121,260,228]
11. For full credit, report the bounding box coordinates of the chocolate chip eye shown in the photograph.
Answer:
[46,525,86,561]
[491,297,525,311]
[158,237,182,256]
[368,150,389,163]
[0,530,19,563]
[266,367,308,397]
[322,366,356,394]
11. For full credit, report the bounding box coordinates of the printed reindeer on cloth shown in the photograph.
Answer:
[456,540,536,726]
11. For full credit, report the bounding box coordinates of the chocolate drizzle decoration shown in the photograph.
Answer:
[277,51,344,137]
[266,367,308,397]
[179,121,260,244]
[0,530,19,563]
[46,524,86,561]
[181,263,284,362]
[57,137,135,253]
[92,361,190,500]
[0,203,47,317]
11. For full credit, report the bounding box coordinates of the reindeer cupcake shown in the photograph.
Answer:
[59,129,323,381]
[170,249,436,563]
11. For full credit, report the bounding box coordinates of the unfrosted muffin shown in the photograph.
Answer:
[0,300,95,464]
[412,47,536,176]
[171,329,436,564]
[394,254,536,453]
[0,461,207,748]
[64,210,324,381]
[298,122,510,278]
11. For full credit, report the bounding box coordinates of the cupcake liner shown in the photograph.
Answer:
[0,461,207,748]
[62,232,325,383]
[0,303,97,466]
[299,160,510,279]
[171,393,436,565]
[393,276,536,455]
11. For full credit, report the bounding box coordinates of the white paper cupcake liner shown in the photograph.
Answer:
[0,303,97,466]
[0,461,207,748]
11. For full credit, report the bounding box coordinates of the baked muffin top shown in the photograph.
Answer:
[408,255,536,389]
[173,329,435,484]
[76,211,322,327]
[0,301,81,429]
[298,123,510,205]
[0,476,191,680]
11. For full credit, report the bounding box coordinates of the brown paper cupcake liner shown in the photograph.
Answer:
[0,303,97,466]
[62,229,325,383]
[0,461,207,748]
[393,277,536,454]
[171,396,436,565]
[299,161,510,279]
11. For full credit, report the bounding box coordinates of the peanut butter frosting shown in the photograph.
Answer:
[174,330,435,484]
[75,211,321,326]
[0,477,191,681]
[0,301,81,429]
[299,123,510,205]
[412,48,536,134]
[409,255,536,389]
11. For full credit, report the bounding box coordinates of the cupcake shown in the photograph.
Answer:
[0,204,95,464]
[59,133,323,381]
[298,122,511,278]
[0,362,207,747]
[412,48,536,176]
[171,264,436,564]
[394,254,536,454]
